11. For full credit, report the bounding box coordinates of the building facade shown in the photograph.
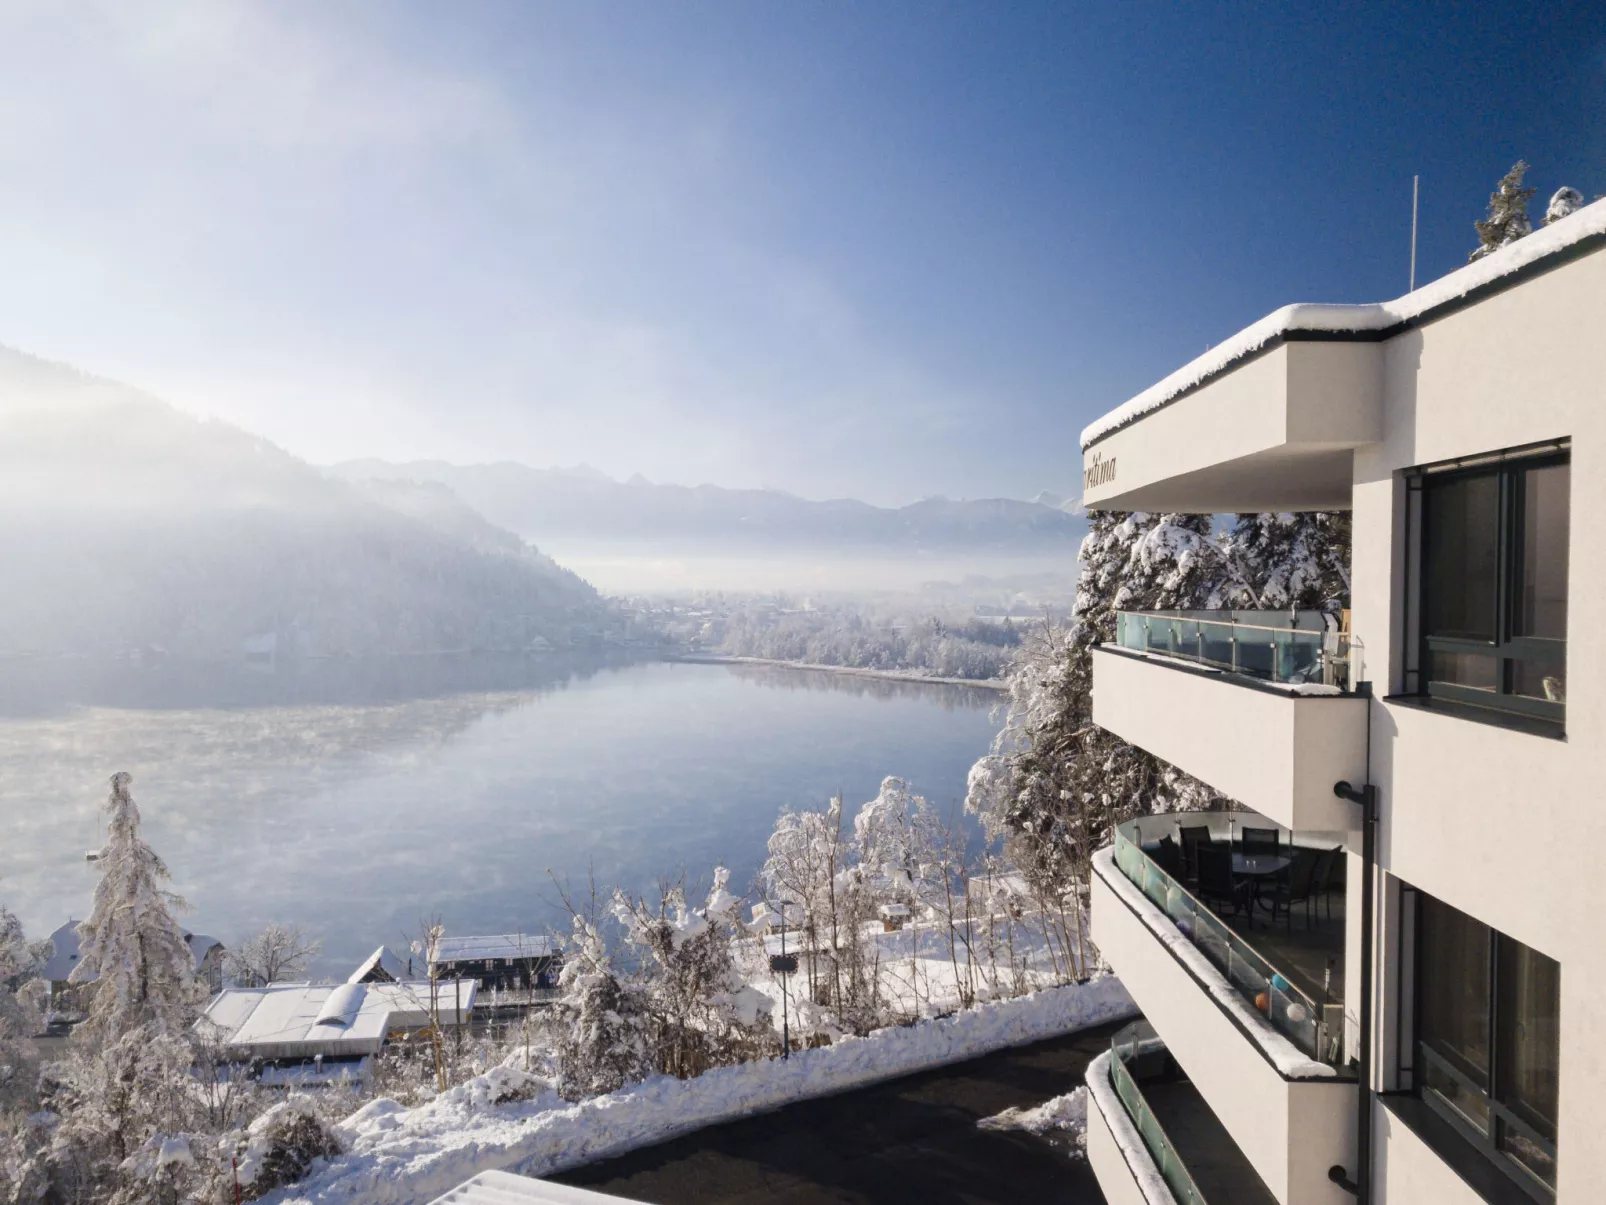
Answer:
[1080,202,1604,1205]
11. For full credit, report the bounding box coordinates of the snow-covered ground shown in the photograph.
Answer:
[263,976,1134,1205]
[977,1084,1089,1157]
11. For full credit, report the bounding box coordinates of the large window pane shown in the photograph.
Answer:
[1519,464,1569,641]
[1419,894,1491,1085]
[1424,474,1500,641]
[1497,938,1561,1165]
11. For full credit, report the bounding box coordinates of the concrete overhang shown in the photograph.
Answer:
[1080,338,1381,513]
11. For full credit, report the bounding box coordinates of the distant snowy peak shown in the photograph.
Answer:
[328,460,1089,551]
[1081,194,1606,450]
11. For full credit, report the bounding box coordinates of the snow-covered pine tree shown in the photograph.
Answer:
[553,912,651,1101]
[69,772,203,1042]
[1216,512,1351,611]
[1470,161,1536,261]
[0,904,50,1108]
[1545,186,1584,225]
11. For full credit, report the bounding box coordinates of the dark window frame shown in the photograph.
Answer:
[1403,442,1569,727]
[1409,889,1560,1203]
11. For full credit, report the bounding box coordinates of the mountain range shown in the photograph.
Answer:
[329,459,1088,552]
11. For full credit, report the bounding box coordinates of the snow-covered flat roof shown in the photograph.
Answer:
[1081,197,1606,451]
[429,1170,635,1204]
[198,979,478,1061]
[431,933,557,963]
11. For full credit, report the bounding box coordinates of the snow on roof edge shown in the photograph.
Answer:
[1080,197,1606,451]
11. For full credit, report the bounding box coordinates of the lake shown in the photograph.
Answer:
[0,656,1002,978]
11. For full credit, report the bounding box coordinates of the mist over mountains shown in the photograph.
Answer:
[329,459,1088,552]
[0,347,610,658]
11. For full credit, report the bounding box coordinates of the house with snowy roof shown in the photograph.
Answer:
[1079,200,1605,1204]
[429,933,560,992]
[196,978,478,1082]
[348,945,414,984]
[43,920,227,1004]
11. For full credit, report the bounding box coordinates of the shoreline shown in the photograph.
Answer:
[666,653,1010,692]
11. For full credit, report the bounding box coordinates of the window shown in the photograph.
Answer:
[1416,891,1560,1200]
[1408,445,1569,726]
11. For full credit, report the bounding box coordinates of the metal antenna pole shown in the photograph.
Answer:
[1409,175,1420,291]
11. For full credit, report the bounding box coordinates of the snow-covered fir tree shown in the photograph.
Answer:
[552,912,651,1101]
[1216,512,1351,611]
[0,904,50,1109]
[967,510,1223,974]
[1470,160,1536,261]
[1545,185,1584,225]
[69,773,203,1042]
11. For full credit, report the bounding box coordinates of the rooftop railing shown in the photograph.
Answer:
[1110,1021,1207,1205]
[1112,816,1346,1068]
[1113,609,1363,692]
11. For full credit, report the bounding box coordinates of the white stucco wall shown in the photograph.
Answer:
[1372,1104,1488,1205]
[1091,647,1366,833]
[1350,243,1606,1202]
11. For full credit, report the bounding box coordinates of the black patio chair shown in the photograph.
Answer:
[1178,824,1213,885]
[1268,847,1324,931]
[1240,826,1281,856]
[1314,847,1344,921]
[1153,834,1184,880]
[1195,845,1253,922]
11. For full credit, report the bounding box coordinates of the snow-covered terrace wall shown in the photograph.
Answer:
[1080,197,1606,452]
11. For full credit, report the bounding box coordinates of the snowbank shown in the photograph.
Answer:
[263,976,1135,1205]
[977,1084,1088,1156]
[1081,196,1606,450]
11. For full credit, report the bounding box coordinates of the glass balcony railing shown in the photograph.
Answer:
[1110,1021,1207,1205]
[1113,609,1363,692]
[1113,816,1346,1068]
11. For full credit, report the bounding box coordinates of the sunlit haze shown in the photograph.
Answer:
[1,2,1599,503]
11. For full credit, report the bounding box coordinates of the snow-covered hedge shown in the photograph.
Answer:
[264,975,1135,1205]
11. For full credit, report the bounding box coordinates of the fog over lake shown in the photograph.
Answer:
[0,657,1001,978]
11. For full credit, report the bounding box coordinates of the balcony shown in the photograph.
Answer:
[1092,611,1369,833]
[1090,813,1357,1205]
[1087,1021,1277,1205]
[1079,329,1381,514]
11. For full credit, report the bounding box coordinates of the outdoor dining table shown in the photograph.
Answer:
[1231,852,1293,925]
[1232,853,1292,877]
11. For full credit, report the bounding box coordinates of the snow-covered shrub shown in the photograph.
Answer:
[611,868,780,1079]
[553,914,651,1101]
[0,904,50,1110]
[230,1095,343,1201]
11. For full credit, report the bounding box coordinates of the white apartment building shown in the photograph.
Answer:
[1080,200,1605,1205]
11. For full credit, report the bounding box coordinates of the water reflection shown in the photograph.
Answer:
[0,659,999,979]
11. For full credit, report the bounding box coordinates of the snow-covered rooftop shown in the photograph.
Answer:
[1081,196,1606,451]
[348,944,412,984]
[429,1170,634,1204]
[42,920,222,980]
[431,933,557,963]
[197,979,478,1061]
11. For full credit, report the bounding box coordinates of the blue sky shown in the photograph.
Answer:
[0,2,1601,505]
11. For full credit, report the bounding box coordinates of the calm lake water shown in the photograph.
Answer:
[0,657,1001,978]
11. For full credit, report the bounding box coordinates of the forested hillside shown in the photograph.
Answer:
[0,347,612,658]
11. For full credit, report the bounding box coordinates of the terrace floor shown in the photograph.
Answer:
[1143,1071,1279,1205]
[1223,885,1347,1008]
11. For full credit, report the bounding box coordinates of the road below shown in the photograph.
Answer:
[553,1020,1122,1205]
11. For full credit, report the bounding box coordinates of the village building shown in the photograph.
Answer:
[196,978,478,1084]
[429,934,560,992]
